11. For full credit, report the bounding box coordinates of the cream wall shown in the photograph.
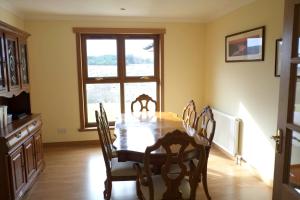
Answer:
[24,20,205,143]
[0,7,24,29]
[204,0,284,185]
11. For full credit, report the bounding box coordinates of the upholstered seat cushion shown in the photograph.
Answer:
[139,175,191,200]
[111,158,138,177]
[168,162,192,174]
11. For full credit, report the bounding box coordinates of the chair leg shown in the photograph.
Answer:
[202,163,211,200]
[103,179,112,200]
[136,179,143,200]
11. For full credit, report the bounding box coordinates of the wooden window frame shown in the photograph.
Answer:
[73,28,165,131]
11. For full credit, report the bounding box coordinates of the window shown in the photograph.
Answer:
[74,28,165,130]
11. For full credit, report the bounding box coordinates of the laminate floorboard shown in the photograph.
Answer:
[24,143,272,200]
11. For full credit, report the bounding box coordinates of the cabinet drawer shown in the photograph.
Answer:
[6,118,41,149]
[27,119,42,133]
[6,128,28,148]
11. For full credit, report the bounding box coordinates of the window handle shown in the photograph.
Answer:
[140,76,150,80]
[95,77,104,81]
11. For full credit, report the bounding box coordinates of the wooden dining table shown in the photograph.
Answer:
[113,111,209,164]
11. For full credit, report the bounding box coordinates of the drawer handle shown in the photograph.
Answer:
[32,121,37,126]
[15,133,21,138]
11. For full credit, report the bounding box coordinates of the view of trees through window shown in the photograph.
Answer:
[87,54,152,65]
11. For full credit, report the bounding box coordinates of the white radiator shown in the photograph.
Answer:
[212,108,241,157]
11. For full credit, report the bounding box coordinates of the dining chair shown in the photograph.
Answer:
[134,129,206,200]
[194,105,216,200]
[99,103,117,143]
[95,110,137,200]
[131,94,157,112]
[182,100,197,128]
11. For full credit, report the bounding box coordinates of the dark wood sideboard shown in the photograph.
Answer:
[0,21,44,200]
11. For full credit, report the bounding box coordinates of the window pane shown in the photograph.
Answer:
[125,39,154,77]
[289,131,300,189]
[295,5,300,58]
[86,83,120,123]
[293,65,300,125]
[86,39,118,77]
[124,82,157,112]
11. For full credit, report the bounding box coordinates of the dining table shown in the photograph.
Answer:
[113,111,209,165]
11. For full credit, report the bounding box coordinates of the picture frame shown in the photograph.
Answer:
[275,38,282,77]
[225,26,265,62]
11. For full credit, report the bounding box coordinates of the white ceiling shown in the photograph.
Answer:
[0,0,256,22]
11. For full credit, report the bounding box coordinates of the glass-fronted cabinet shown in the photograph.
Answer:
[0,31,7,94]
[19,39,29,89]
[5,34,20,92]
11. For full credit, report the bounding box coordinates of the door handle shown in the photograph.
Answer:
[271,129,282,153]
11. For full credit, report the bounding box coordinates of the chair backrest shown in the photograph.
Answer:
[142,129,206,200]
[195,106,216,145]
[99,103,115,146]
[182,100,197,128]
[95,110,112,173]
[131,94,157,112]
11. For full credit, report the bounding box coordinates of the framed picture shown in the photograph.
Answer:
[225,26,265,62]
[275,39,282,77]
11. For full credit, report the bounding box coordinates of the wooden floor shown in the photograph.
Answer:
[24,143,272,200]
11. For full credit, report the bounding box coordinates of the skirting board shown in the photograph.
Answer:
[44,140,99,147]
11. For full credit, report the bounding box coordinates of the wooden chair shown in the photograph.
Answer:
[194,106,216,200]
[95,110,137,200]
[134,129,206,200]
[131,94,157,112]
[99,103,117,146]
[182,100,197,128]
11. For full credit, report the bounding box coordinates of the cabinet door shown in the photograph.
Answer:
[34,131,43,169]
[9,146,26,199]
[24,137,36,181]
[0,31,7,93]
[5,34,20,91]
[19,39,29,89]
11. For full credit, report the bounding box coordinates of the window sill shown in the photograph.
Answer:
[78,126,115,132]
[78,127,97,132]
